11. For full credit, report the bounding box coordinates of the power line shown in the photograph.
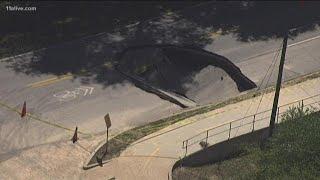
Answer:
[254,22,320,114]
[236,23,320,136]
[232,40,283,137]
[246,42,282,114]
[254,43,283,115]
[284,27,320,106]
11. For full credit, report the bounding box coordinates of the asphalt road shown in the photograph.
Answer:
[0,63,180,157]
[1,3,320,159]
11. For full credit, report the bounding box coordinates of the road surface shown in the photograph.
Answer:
[1,1,320,165]
[2,66,320,179]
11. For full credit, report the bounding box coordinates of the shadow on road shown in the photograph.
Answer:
[4,1,320,88]
[181,1,320,41]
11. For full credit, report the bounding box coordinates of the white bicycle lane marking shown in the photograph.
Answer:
[53,86,94,102]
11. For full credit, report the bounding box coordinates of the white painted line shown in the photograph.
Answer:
[237,34,320,64]
[79,86,94,95]
[0,51,36,62]
[53,86,94,102]
[81,88,89,96]
[288,34,320,48]
[76,87,91,96]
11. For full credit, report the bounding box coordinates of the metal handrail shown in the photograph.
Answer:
[182,93,320,151]
[183,93,320,142]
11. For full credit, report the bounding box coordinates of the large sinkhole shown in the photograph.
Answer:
[116,45,256,105]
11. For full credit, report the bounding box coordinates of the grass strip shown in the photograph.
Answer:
[87,70,320,166]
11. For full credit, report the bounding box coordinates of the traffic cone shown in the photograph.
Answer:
[72,126,78,143]
[21,101,26,118]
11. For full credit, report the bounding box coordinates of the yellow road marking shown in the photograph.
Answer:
[0,100,92,137]
[141,147,160,170]
[26,73,73,88]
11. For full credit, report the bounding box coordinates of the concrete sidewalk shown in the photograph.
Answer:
[2,73,320,180]
[82,77,320,179]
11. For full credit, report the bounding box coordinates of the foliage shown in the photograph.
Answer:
[280,102,315,122]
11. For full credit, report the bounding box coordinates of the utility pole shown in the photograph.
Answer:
[269,31,289,137]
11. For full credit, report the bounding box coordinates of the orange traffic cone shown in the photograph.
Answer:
[72,126,78,143]
[21,101,26,118]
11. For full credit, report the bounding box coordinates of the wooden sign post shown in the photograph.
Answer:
[97,113,112,166]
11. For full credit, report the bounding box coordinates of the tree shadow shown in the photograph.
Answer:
[180,1,320,41]
[4,1,320,88]
[5,8,214,88]
[0,1,199,58]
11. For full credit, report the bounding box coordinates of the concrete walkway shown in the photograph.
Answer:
[2,74,320,179]
[83,76,320,179]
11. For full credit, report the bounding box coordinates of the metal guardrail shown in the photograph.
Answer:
[182,93,320,156]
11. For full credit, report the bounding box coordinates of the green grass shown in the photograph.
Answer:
[173,105,320,180]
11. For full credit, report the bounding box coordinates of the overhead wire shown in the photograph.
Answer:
[232,40,283,137]
[292,43,320,107]
[235,22,320,136]
[235,22,319,127]
[285,23,320,107]
[253,42,283,115]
